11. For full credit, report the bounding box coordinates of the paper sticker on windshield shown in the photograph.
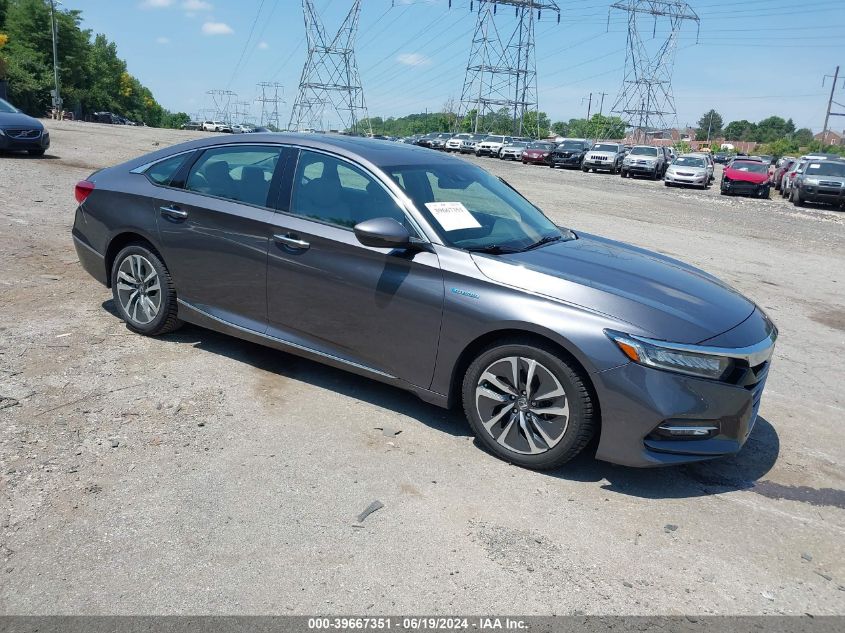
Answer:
[809,163,821,169]
[425,202,481,231]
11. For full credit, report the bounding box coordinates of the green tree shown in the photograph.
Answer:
[695,109,723,141]
[792,128,814,146]
[724,119,756,141]
[754,116,793,143]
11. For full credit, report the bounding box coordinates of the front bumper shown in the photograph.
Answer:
[624,163,658,176]
[593,359,770,467]
[522,154,548,164]
[500,152,522,160]
[583,159,616,170]
[550,155,582,167]
[665,172,707,186]
[798,185,845,205]
[476,147,500,156]
[722,179,768,196]
[0,129,50,151]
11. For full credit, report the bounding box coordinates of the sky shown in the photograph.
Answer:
[63,0,845,132]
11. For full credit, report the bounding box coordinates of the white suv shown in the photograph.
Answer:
[476,135,513,157]
[202,120,232,133]
[445,133,472,152]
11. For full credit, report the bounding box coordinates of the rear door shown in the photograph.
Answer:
[265,148,444,388]
[154,143,292,333]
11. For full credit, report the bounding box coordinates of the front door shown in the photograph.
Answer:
[154,144,290,332]
[266,149,444,389]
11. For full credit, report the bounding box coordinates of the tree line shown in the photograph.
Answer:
[0,0,188,128]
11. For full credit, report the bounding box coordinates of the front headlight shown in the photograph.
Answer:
[606,331,733,380]
[804,178,820,186]
[623,157,632,165]
[0,128,5,137]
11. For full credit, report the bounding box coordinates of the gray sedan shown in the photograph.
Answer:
[72,134,776,469]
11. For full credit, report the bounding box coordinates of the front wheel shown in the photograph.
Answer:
[791,188,804,207]
[110,243,182,336]
[462,341,596,470]
[28,149,46,157]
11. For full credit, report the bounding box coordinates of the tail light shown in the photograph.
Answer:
[75,180,95,204]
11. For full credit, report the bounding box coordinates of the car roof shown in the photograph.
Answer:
[120,132,469,173]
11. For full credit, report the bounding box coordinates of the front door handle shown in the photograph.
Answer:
[273,233,310,250]
[160,205,188,220]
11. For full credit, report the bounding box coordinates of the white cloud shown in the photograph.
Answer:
[397,52,430,67]
[258,41,269,50]
[201,21,233,36]
[182,0,212,10]
[140,0,173,8]
[156,36,170,44]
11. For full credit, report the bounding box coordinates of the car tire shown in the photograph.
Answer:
[461,340,596,470]
[664,181,671,187]
[792,188,804,207]
[28,149,46,157]
[110,243,182,336]
[760,186,770,199]
[652,170,660,181]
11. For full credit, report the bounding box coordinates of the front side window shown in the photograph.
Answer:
[290,150,411,231]
[387,161,564,252]
[185,145,282,207]
[145,153,191,186]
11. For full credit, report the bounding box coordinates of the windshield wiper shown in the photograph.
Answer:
[466,244,520,255]
[519,234,564,252]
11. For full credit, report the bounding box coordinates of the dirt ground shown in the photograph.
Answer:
[1,120,843,615]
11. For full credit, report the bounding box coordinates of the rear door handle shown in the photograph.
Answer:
[160,205,188,220]
[273,233,310,250]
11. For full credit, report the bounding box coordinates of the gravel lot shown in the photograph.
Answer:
[1,121,843,615]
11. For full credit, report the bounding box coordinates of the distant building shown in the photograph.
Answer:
[814,130,845,146]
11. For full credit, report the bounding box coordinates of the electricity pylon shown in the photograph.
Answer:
[206,89,237,123]
[288,0,371,135]
[256,82,284,129]
[456,0,560,137]
[608,0,699,144]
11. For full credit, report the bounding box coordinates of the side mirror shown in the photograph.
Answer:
[353,217,412,249]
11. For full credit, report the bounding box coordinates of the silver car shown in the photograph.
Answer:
[499,141,528,161]
[664,155,710,189]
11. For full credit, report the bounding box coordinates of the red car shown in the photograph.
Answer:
[721,160,771,198]
[772,157,795,190]
[522,141,556,165]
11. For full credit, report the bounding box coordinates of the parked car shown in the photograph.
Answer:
[521,141,556,165]
[458,133,487,154]
[548,139,591,169]
[790,159,845,208]
[499,140,528,161]
[427,133,453,150]
[582,142,626,174]
[620,145,667,179]
[721,159,770,198]
[0,97,51,156]
[664,155,710,189]
[201,120,232,133]
[180,121,202,131]
[476,135,513,157]
[687,152,715,183]
[71,134,777,470]
[781,160,806,198]
[445,133,472,152]
[772,157,796,190]
[93,111,123,125]
[231,124,255,134]
[713,153,729,164]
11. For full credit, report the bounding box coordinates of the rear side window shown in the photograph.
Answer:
[185,145,282,207]
[145,153,190,186]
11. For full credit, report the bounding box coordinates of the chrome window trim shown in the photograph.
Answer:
[130,148,198,174]
[630,326,778,367]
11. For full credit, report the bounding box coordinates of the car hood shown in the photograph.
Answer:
[471,232,755,344]
[725,167,768,183]
[0,111,44,129]
[668,166,707,174]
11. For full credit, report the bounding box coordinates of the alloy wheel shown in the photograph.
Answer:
[475,356,570,455]
[115,254,162,325]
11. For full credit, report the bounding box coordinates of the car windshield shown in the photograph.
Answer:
[484,136,505,143]
[630,147,658,156]
[508,142,528,148]
[806,161,845,177]
[386,162,569,252]
[528,142,553,149]
[673,157,706,167]
[558,141,584,150]
[0,98,19,114]
[592,144,619,152]
[731,162,768,174]
[470,134,486,140]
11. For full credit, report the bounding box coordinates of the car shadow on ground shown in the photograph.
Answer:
[103,301,780,500]
[0,151,60,160]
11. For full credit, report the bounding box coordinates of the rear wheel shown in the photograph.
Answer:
[110,243,182,336]
[791,188,804,207]
[462,341,596,470]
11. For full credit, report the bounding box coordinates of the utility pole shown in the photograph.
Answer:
[597,91,608,116]
[583,92,593,121]
[49,0,62,114]
[821,66,843,146]
[706,110,714,143]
